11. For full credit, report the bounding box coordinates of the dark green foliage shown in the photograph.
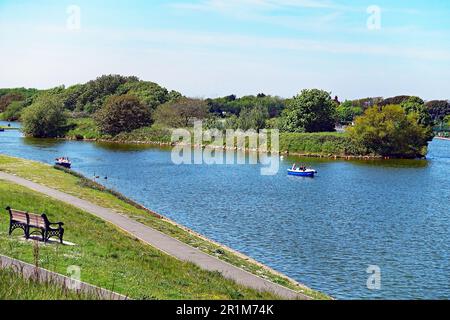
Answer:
[400,96,433,128]
[94,95,152,135]
[426,100,450,123]
[116,81,179,111]
[153,98,209,127]
[350,97,383,111]
[2,101,25,121]
[348,105,430,158]
[77,75,139,113]
[207,94,285,118]
[21,95,68,138]
[0,93,23,112]
[224,105,270,131]
[379,95,411,106]
[0,88,39,119]
[280,89,336,133]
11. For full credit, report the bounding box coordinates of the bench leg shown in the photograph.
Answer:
[59,229,64,244]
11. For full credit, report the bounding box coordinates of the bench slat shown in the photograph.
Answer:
[28,214,46,228]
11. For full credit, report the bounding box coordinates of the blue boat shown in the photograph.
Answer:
[287,168,317,177]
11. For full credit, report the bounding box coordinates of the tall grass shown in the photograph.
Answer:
[0,267,98,300]
[0,179,279,300]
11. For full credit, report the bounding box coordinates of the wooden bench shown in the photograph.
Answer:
[6,207,65,244]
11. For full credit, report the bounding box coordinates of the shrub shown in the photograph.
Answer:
[348,105,430,158]
[279,89,336,133]
[21,95,68,138]
[94,95,152,135]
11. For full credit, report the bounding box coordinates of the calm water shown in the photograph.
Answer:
[1,120,449,299]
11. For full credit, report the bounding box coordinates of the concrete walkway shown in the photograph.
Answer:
[0,171,308,300]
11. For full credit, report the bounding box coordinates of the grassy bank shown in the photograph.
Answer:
[0,154,329,300]
[0,267,98,300]
[0,179,279,300]
[65,118,367,157]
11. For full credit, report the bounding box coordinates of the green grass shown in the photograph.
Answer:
[0,268,98,300]
[65,118,102,140]
[279,132,367,156]
[0,126,19,131]
[63,118,367,157]
[0,155,328,299]
[65,118,172,144]
[0,179,280,300]
[0,154,329,300]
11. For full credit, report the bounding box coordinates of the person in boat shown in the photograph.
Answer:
[292,163,297,170]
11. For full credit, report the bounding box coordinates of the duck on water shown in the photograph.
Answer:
[288,163,317,177]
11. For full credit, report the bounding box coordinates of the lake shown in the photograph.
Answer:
[1,120,449,299]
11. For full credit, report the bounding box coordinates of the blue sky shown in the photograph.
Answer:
[0,0,449,100]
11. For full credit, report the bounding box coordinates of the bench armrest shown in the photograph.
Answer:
[49,222,64,227]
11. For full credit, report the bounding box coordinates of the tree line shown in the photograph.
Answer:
[1,74,449,158]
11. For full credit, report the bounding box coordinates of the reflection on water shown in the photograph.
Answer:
[1,120,449,299]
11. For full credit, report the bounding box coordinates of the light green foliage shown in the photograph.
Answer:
[280,89,336,133]
[445,115,450,126]
[21,95,68,138]
[279,132,363,155]
[348,105,430,158]
[336,100,363,124]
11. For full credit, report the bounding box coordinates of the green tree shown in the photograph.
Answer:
[336,100,363,124]
[21,95,68,138]
[445,115,450,126]
[153,98,209,127]
[116,81,174,111]
[348,105,430,158]
[426,100,450,123]
[236,105,269,130]
[280,89,336,133]
[94,95,152,135]
[400,96,432,127]
[2,101,25,121]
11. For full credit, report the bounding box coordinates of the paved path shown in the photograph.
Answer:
[0,171,308,300]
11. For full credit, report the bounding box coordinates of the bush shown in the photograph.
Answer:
[153,98,209,128]
[348,105,430,158]
[94,95,152,135]
[2,101,25,121]
[280,89,336,133]
[21,95,68,138]
[279,132,364,155]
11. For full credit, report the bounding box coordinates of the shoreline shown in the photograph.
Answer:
[64,136,389,160]
[0,153,329,299]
